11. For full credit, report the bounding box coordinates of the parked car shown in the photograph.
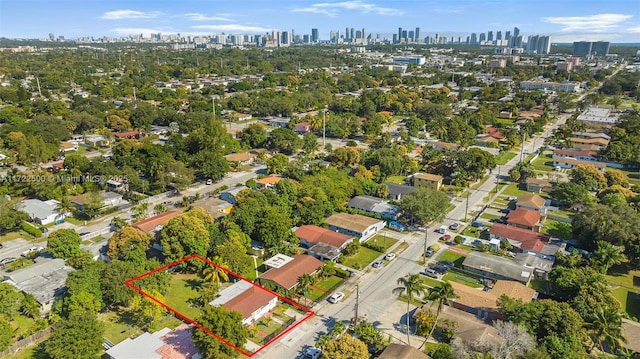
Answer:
[39,227,48,233]
[439,234,451,241]
[0,257,16,265]
[436,226,447,234]
[328,292,345,304]
[425,248,435,257]
[0,243,3,249]
[206,179,213,185]
[449,223,460,230]
[372,260,384,268]
[432,265,449,274]
[303,347,322,359]
[21,247,44,257]
[423,269,439,278]
[439,260,455,269]
[384,253,396,261]
[471,221,484,228]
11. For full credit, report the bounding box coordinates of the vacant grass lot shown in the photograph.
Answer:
[495,151,517,165]
[541,219,573,239]
[442,269,483,288]
[163,273,203,320]
[436,250,467,268]
[0,230,35,243]
[368,235,398,252]
[606,266,640,319]
[385,175,407,184]
[340,246,382,270]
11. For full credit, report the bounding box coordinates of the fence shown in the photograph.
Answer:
[261,317,297,344]
[0,326,53,358]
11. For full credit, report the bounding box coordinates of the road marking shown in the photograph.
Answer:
[280,328,305,347]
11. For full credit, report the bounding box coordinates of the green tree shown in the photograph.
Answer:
[415,308,437,336]
[100,260,139,308]
[63,291,102,317]
[399,187,451,225]
[47,229,82,259]
[587,307,626,352]
[266,127,302,155]
[392,273,429,345]
[45,311,104,359]
[606,95,623,109]
[192,306,249,359]
[0,282,23,317]
[128,290,167,327]
[107,226,152,260]
[266,153,289,174]
[591,241,626,273]
[237,123,267,148]
[426,282,458,339]
[551,182,593,206]
[570,165,607,191]
[202,256,230,285]
[20,293,40,319]
[321,334,369,359]
[297,273,314,305]
[0,318,12,351]
[160,211,212,269]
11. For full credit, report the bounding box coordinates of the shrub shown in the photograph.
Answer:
[21,222,42,238]
[454,235,463,244]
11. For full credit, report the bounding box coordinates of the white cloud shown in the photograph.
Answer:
[292,1,403,17]
[192,24,273,33]
[551,33,624,42]
[102,10,161,20]
[432,7,464,14]
[629,26,640,33]
[543,13,633,32]
[110,28,175,37]
[183,13,232,22]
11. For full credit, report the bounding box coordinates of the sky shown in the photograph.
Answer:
[1,0,639,43]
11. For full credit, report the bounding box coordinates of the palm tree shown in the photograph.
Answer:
[588,307,627,352]
[426,282,458,340]
[392,273,429,346]
[607,95,623,110]
[201,256,229,286]
[591,241,627,274]
[297,273,314,305]
[131,202,149,221]
[56,197,76,215]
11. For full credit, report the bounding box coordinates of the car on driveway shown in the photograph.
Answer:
[449,223,460,230]
[423,269,439,278]
[384,253,396,260]
[372,260,384,268]
[21,247,44,257]
[328,292,345,304]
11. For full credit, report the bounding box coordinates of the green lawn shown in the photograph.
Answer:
[436,250,467,268]
[462,227,482,238]
[606,267,640,319]
[495,151,517,165]
[530,154,555,172]
[611,287,640,320]
[480,213,501,221]
[100,311,145,345]
[367,235,398,252]
[0,230,35,243]
[340,246,382,270]
[442,269,483,288]
[501,183,529,197]
[163,273,203,320]
[549,209,574,219]
[315,275,343,291]
[541,219,573,239]
[385,175,407,184]
[421,276,443,288]
[530,279,548,293]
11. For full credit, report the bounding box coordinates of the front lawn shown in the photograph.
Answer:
[340,246,382,270]
[606,266,640,319]
[501,183,529,197]
[462,227,482,238]
[0,230,35,243]
[530,279,548,293]
[530,154,554,172]
[436,251,466,268]
[480,213,501,221]
[315,275,343,291]
[541,219,573,239]
[366,235,398,252]
[495,151,517,165]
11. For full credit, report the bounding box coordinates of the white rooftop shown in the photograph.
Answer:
[209,280,253,307]
[263,253,294,269]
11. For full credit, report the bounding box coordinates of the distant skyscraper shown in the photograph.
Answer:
[466,36,470,45]
[487,31,493,42]
[527,35,551,54]
[470,33,478,45]
[591,41,610,56]
[311,28,319,43]
[49,33,55,41]
[415,27,420,42]
[355,30,362,39]
[398,27,403,42]
[479,33,486,42]
[345,27,350,41]
[505,31,511,42]
[408,31,414,42]
[361,28,365,40]
[350,28,355,41]
[512,27,520,47]
[281,31,290,45]
[393,34,399,43]
[496,31,502,40]
[402,30,408,42]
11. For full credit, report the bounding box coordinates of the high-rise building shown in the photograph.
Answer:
[49,33,55,41]
[479,33,486,42]
[408,31,414,42]
[415,27,420,43]
[398,27,403,43]
[311,28,319,43]
[355,30,362,39]
[466,36,471,45]
[346,27,350,41]
[572,41,592,56]
[402,30,408,42]
[592,41,610,56]
[496,31,502,40]
[527,35,551,54]
[281,31,290,46]
[361,28,365,40]
[487,31,494,42]
[393,34,399,43]
[470,33,478,45]
[350,28,355,41]
[505,31,511,42]
[513,27,520,38]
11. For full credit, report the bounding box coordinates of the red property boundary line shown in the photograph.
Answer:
[124,253,315,357]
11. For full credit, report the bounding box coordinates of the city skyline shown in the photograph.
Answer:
[1,0,639,43]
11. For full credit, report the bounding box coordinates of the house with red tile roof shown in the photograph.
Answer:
[133,210,181,235]
[256,175,283,189]
[258,254,324,291]
[489,223,550,254]
[295,122,312,134]
[295,225,353,249]
[506,208,543,232]
[112,130,144,139]
[210,281,278,326]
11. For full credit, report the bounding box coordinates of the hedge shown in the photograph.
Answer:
[21,222,43,238]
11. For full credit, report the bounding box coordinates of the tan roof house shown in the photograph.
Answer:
[324,213,386,242]
[411,173,443,191]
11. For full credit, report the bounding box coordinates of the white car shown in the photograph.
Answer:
[206,179,213,185]
[304,347,322,359]
[384,253,396,260]
[328,292,345,303]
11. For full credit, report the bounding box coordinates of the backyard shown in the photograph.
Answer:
[541,219,573,239]
[606,266,640,320]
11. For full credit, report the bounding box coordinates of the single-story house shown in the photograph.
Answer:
[258,254,324,291]
[3,258,74,313]
[572,131,611,140]
[552,149,599,162]
[377,344,429,359]
[60,141,78,152]
[463,251,553,284]
[133,210,181,236]
[295,122,312,134]
[448,280,536,321]
[506,207,543,232]
[106,179,126,192]
[256,176,283,189]
[295,225,353,250]
[16,198,65,225]
[568,137,609,150]
[84,134,110,147]
[224,152,257,166]
[266,117,291,128]
[516,193,547,213]
[70,191,124,212]
[229,113,252,122]
[112,130,144,140]
[105,324,200,359]
[192,197,233,220]
[210,281,278,326]
[552,157,606,171]
[432,141,460,152]
[347,195,400,220]
[324,213,386,242]
[219,186,249,204]
[411,173,443,191]
[383,182,415,201]
[525,178,552,193]
[307,242,342,262]
[489,223,554,257]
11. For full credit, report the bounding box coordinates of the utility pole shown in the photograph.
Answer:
[133,87,136,102]
[212,97,216,121]
[354,284,359,328]
[519,130,526,162]
[423,226,429,265]
[465,190,469,222]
